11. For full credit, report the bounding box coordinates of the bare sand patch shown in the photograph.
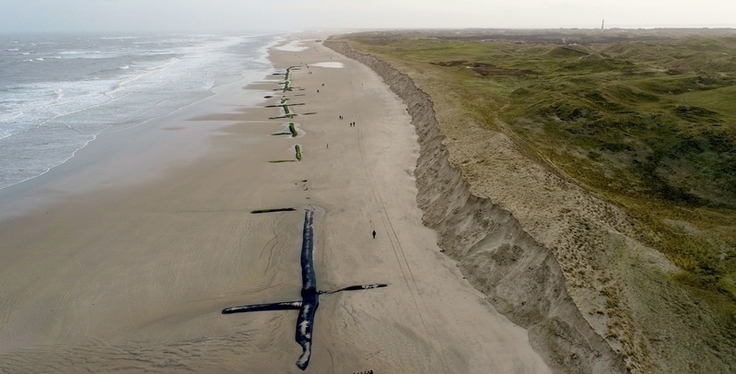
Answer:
[311,62,344,68]
[275,39,308,52]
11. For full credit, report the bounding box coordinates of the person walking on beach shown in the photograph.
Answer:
[372,230,376,239]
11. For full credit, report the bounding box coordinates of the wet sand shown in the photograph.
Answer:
[0,35,551,373]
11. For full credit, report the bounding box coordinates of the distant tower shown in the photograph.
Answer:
[602,19,605,30]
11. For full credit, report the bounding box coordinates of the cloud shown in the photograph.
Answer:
[1,0,734,34]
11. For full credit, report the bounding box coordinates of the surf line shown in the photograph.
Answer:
[222,209,387,370]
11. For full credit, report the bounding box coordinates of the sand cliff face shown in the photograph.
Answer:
[325,40,628,374]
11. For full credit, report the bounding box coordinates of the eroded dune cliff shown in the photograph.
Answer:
[325,39,628,374]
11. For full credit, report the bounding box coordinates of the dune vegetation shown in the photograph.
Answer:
[338,29,736,370]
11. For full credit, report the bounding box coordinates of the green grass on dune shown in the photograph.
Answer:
[343,31,736,324]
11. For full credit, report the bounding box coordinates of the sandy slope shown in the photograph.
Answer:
[0,35,550,373]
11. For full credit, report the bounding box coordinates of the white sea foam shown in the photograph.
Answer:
[0,111,23,122]
[202,78,215,90]
[0,34,279,191]
[257,36,282,66]
[98,36,138,40]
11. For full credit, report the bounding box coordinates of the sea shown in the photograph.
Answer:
[0,33,281,191]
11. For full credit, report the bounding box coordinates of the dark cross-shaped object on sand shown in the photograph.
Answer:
[222,209,387,370]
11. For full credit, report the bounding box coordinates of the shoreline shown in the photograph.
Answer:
[0,56,276,222]
[0,33,280,219]
[0,34,551,373]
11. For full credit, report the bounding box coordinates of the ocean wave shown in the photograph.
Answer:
[0,110,23,122]
[0,33,280,191]
[98,36,138,40]
[257,35,283,66]
[202,78,215,90]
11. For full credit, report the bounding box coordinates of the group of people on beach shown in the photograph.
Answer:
[338,115,357,127]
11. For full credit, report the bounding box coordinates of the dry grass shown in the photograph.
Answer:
[336,29,736,372]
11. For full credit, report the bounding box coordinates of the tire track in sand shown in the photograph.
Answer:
[347,74,450,372]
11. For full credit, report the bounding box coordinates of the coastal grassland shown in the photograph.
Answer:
[338,30,736,370]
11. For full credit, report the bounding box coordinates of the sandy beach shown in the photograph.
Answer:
[0,34,551,373]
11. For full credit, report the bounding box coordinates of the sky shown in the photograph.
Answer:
[1,0,735,34]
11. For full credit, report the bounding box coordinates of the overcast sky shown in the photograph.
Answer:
[1,0,735,34]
